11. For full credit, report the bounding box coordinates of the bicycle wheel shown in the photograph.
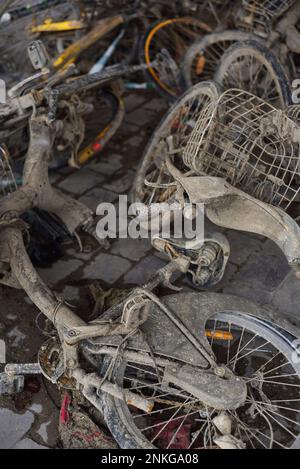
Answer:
[140,17,212,100]
[132,81,220,205]
[182,31,255,88]
[97,293,300,449]
[215,40,292,109]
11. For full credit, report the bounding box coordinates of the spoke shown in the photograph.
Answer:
[233,339,271,366]
[188,410,215,449]
[238,424,256,449]
[255,352,289,375]
[265,373,299,380]
[226,321,232,365]
[257,407,298,439]
[229,410,289,449]
[149,407,201,443]
[255,405,300,430]
[229,329,255,366]
[253,379,300,389]
[231,326,246,370]
[262,361,291,376]
[166,410,189,449]
[271,399,300,404]
[229,411,269,449]
[247,400,300,415]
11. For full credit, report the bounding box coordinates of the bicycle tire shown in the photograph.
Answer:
[214,39,292,109]
[96,293,300,449]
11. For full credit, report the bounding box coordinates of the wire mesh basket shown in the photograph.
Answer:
[0,145,17,198]
[183,88,300,211]
[237,0,296,35]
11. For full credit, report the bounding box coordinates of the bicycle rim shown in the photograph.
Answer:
[142,17,212,99]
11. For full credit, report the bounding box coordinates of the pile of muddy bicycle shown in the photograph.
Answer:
[1,0,300,450]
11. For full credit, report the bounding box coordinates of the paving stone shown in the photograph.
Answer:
[271,271,300,322]
[7,326,26,347]
[123,255,165,285]
[225,231,263,266]
[13,438,47,449]
[143,97,168,113]
[111,238,151,261]
[126,135,145,147]
[58,168,104,195]
[126,109,156,127]
[232,252,290,292]
[88,153,123,175]
[79,187,118,211]
[124,94,147,112]
[0,409,34,449]
[84,253,131,284]
[103,171,135,194]
[38,259,83,285]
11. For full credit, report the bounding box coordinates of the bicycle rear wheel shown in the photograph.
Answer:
[96,293,300,449]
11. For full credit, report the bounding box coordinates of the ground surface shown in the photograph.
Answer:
[1,90,300,448]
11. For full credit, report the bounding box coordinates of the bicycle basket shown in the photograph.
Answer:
[0,145,17,198]
[183,88,300,211]
[237,0,296,35]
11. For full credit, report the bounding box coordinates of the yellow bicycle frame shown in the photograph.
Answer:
[30,19,86,33]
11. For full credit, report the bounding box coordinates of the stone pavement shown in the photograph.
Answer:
[1,90,300,448]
